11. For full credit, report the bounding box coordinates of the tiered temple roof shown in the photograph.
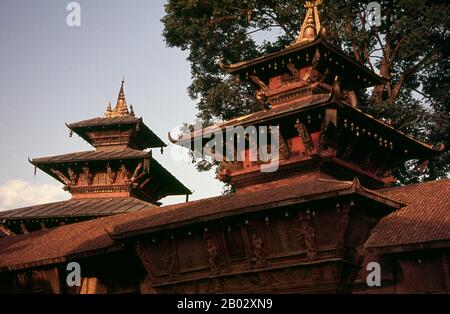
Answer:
[0,80,190,235]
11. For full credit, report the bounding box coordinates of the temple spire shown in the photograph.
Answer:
[105,78,130,117]
[294,0,322,45]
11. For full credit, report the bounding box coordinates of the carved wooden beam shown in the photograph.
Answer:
[249,75,269,92]
[50,168,71,186]
[131,162,143,182]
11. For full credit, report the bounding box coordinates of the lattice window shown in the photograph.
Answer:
[224,227,246,261]
[266,218,301,255]
[422,259,445,293]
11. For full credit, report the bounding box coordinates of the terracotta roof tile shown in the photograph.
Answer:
[110,178,359,238]
[365,179,450,249]
[0,197,155,220]
[0,214,120,271]
[67,116,141,128]
[0,178,358,270]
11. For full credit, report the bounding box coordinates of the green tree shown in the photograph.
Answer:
[162,0,450,183]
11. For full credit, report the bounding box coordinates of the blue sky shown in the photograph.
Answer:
[0,0,227,209]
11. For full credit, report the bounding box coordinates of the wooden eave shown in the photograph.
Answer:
[67,117,166,149]
[111,178,401,240]
[172,95,443,158]
[220,37,386,90]
[362,239,450,255]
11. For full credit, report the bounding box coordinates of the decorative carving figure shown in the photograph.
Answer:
[303,48,323,82]
[119,164,130,183]
[206,237,220,274]
[248,226,267,267]
[311,266,322,281]
[67,167,77,185]
[161,243,177,280]
[106,163,115,184]
[212,278,223,294]
[251,233,264,262]
[296,212,317,259]
[82,166,93,185]
[336,205,349,247]
[331,75,342,98]
[286,62,301,81]
[294,118,314,155]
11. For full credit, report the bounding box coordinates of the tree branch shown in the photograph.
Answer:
[391,52,438,102]
[260,10,293,39]
[389,36,407,67]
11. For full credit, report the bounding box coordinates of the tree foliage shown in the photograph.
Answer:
[162,0,450,183]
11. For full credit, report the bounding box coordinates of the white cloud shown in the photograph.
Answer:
[0,180,70,211]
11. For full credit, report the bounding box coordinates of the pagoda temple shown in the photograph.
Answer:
[0,1,448,294]
[173,1,443,191]
[0,80,191,235]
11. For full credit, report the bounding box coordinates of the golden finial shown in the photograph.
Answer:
[105,78,130,117]
[295,0,322,45]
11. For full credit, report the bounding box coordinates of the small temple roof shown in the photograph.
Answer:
[219,0,386,92]
[27,150,191,197]
[66,80,166,149]
[0,197,155,221]
[220,38,386,91]
[0,177,401,271]
[364,179,450,252]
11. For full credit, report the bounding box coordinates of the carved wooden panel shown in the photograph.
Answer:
[139,240,175,277]
[265,218,301,255]
[176,235,209,272]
